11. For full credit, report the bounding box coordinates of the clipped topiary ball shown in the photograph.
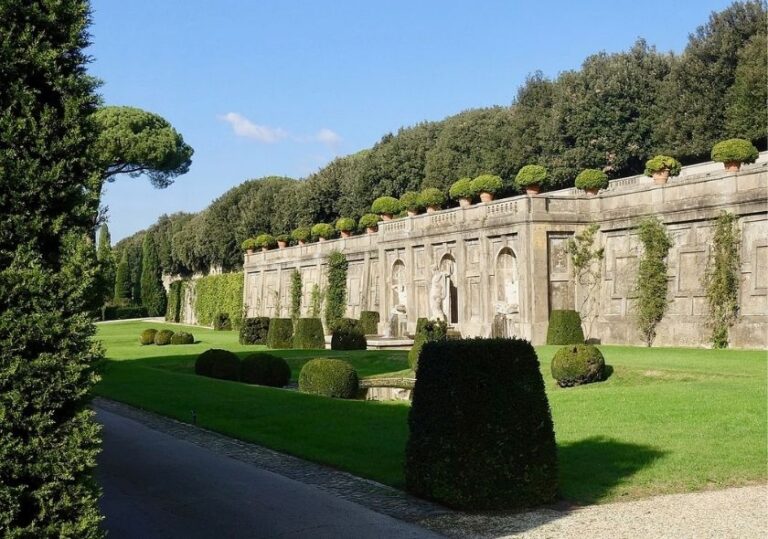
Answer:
[170,331,194,345]
[331,318,367,350]
[240,352,291,387]
[139,328,158,345]
[546,310,585,345]
[213,312,232,331]
[298,358,359,399]
[293,318,325,349]
[291,226,311,243]
[241,238,257,252]
[575,169,609,191]
[195,348,237,377]
[470,174,503,195]
[335,217,356,233]
[399,191,423,213]
[254,233,276,249]
[551,344,606,387]
[311,223,335,240]
[514,165,548,189]
[154,329,174,346]
[418,187,446,209]
[371,196,402,216]
[644,155,682,177]
[711,138,759,164]
[210,351,241,381]
[358,213,380,231]
[240,317,271,345]
[449,177,475,200]
[359,311,380,335]
[266,318,293,349]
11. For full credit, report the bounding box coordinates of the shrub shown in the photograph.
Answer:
[254,233,276,249]
[213,312,232,331]
[406,338,558,510]
[311,223,335,240]
[644,155,682,176]
[514,165,548,188]
[575,169,609,190]
[291,226,311,243]
[276,234,290,244]
[331,318,367,350]
[711,138,759,164]
[335,217,356,233]
[419,187,446,209]
[298,358,359,399]
[470,174,503,194]
[195,348,238,377]
[293,318,325,349]
[449,177,474,199]
[325,251,348,330]
[551,344,606,387]
[358,213,380,230]
[240,317,271,344]
[102,304,148,321]
[170,331,194,345]
[408,319,448,371]
[266,318,294,348]
[634,217,672,347]
[210,352,241,381]
[165,280,183,322]
[399,191,423,212]
[241,238,257,251]
[359,310,380,335]
[240,352,291,387]
[154,329,174,346]
[193,272,245,329]
[371,196,401,215]
[546,310,585,345]
[139,328,157,345]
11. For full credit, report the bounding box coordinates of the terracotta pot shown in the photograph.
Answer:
[277,241,287,249]
[724,161,742,172]
[652,169,670,184]
[407,210,418,217]
[246,249,254,255]
[480,192,494,203]
[458,197,472,208]
[585,187,600,196]
[366,227,377,235]
[380,213,393,221]
[298,239,306,246]
[525,185,540,196]
[426,206,438,213]
[318,237,326,243]
[340,230,351,238]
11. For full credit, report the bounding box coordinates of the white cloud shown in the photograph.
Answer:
[218,112,287,143]
[314,128,341,147]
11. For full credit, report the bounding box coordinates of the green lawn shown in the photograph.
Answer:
[95,320,767,505]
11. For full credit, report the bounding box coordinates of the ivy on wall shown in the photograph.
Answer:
[566,224,604,340]
[290,269,302,323]
[165,280,183,322]
[704,212,740,348]
[325,251,348,330]
[634,217,672,347]
[193,272,245,329]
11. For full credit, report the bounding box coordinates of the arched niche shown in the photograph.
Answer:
[439,253,459,324]
[495,248,519,313]
[390,259,407,310]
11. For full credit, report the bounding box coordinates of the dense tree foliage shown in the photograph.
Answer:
[140,233,166,316]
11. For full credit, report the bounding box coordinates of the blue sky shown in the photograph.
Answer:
[90,0,733,241]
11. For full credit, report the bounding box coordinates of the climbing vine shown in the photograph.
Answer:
[194,272,244,328]
[325,251,348,329]
[566,224,604,340]
[309,283,324,319]
[290,269,302,323]
[634,217,672,347]
[704,212,740,348]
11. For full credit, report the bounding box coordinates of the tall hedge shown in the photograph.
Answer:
[193,272,244,329]
[293,318,325,349]
[266,318,294,349]
[546,310,585,345]
[140,233,167,316]
[359,311,380,335]
[406,339,558,510]
[325,251,348,330]
[165,280,183,322]
[239,317,271,345]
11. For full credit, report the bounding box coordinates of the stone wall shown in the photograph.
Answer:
[242,155,768,348]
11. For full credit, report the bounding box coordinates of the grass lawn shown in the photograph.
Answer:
[95,320,767,505]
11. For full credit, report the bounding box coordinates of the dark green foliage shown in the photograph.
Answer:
[239,317,271,345]
[195,349,240,380]
[293,318,326,349]
[96,224,115,304]
[371,196,401,215]
[114,250,132,304]
[514,165,548,188]
[546,310,585,345]
[359,311,380,335]
[290,269,302,323]
[448,178,474,199]
[705,212,740,348]
[325,251,348,330]
[140,233,167,317]
[266,318,294,348]
[101,304,148,321]
[634,217,672,347]
[154,329,174,346]
[240,353,291,387]
[574,169,609,190]
[170,332,194,345]
[409,319,448,371]
[405,338,558,510]
[644,155,682,176]
[298,359,359,398]
[551,344,606,387]
[193,273,244,329]
[470,174,503,194]
[710,138,759,164]
[165,280,183,322]
[725,32,767,143]
[213,312,232,331]
[331,318,367,350]
[139,328,158,345]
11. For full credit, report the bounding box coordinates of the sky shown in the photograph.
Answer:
[89,0,735,242]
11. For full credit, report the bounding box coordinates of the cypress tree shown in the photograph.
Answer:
[0,2,104,535]
[140,234,167,316]
[114,250,131,304]
[97,224,115,303]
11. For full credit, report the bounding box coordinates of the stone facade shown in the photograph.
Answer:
[242,155,768,348]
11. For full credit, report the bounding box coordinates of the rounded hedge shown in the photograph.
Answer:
[298,358,359,399]
[418,188,446,208]
[276,234,290,244]
[154,329,174,346]
[335,217,356,233]
[240,352,291,387]
[213,312,232,331]
[644,155,682,177]
[254,233,276,249]
[311,223,335,240]
[210,351,241,381]
[170,331,194,345]
[241,238,257,251]
[139,328,157,345]
[291,226,311,242]
[371,196,401,215]
[711,138,759,164]
[546,310,585,345]
[331,318,367,350]
[408,319,448,371]
[514,165,548,188]
[240,317,270,345]
[399,191,423,212]
[449,177,474,199]
[358,213,380,230]
[293,318,325,349]
[471,174,503,195]
[551,344,606,387]
[266,318,293,349]
[575,169,609,190]
[359,310,380,335]
[195,348,238,378]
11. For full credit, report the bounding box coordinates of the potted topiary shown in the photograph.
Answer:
[470,174,503,203]
[514,165,548,195]
[371,196,401,221]
[276,234,290,249]
[254,233,276,251]
[575,168,609,196]
[419,187,447,213]
[644,155,682,185]
[711,138,759,172]
[311,223,335,242]
[449,177,474,208]
[291,226,311,246]
[399,191,423,217]
[241,238,257,255]
[335,217,356,238]
[359,213,379,234]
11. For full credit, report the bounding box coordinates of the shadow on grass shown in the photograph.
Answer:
[558,436,666,505]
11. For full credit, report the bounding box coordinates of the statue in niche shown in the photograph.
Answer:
[429,266,448,321]
[391,282,407,313]
[495,250,519,315]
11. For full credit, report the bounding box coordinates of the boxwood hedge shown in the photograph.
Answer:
[546,310,585,345]
[298,358,359,399]
[139,328,157,345]
[239,317,271,345]
[266,318,294,349]
[359,311,380,335]
[293,318,325,349]
[154,329,174,346]
[331,318,367,350]
[240,352,291,387]
[551,344,606,387]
